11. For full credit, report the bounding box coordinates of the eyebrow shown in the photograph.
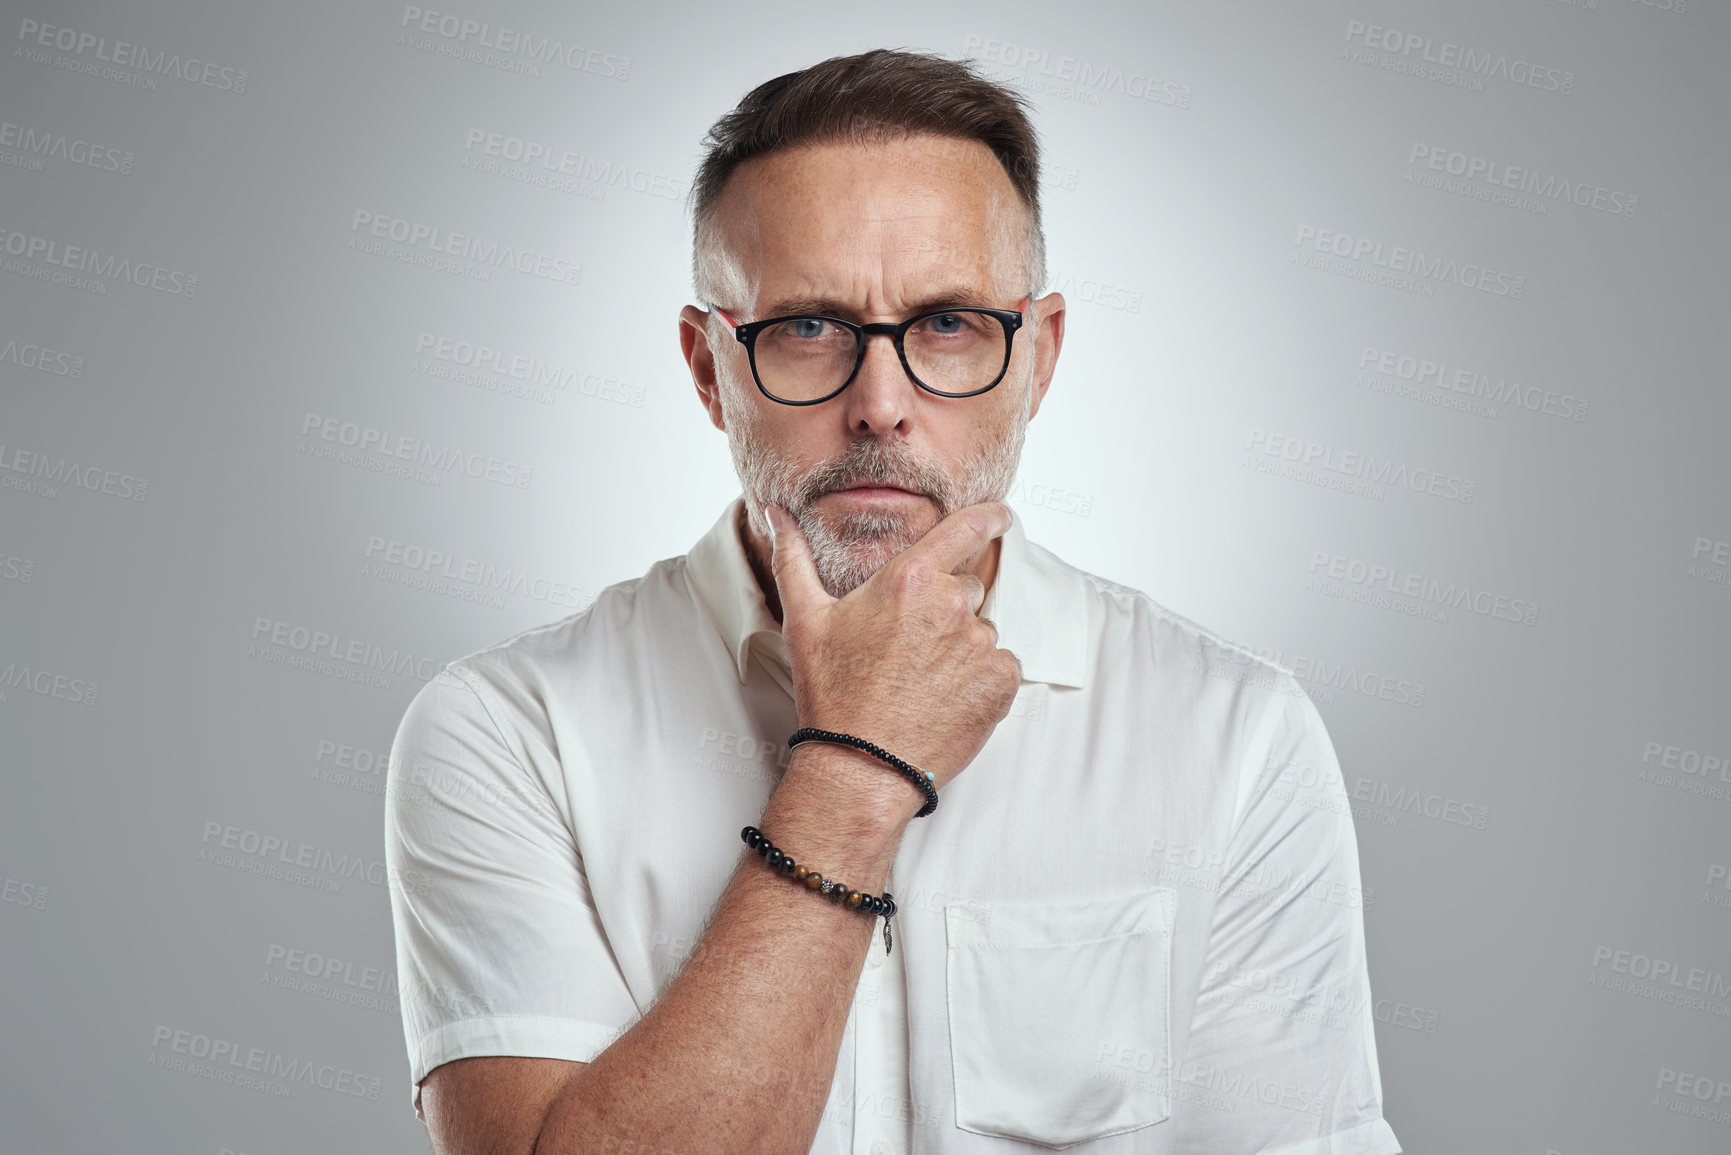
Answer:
[760,286,1002,321]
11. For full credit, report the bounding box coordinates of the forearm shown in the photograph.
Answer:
[531,746,918,1155]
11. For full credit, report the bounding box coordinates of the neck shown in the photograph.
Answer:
[737,501,1003,625]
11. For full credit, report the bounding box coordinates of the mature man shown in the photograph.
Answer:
[386,49,1401,1155]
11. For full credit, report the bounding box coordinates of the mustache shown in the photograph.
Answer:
[797,440,952,508]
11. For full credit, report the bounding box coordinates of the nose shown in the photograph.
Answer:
[841,330,917,436]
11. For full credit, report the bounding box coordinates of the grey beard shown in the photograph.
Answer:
[726,400,1028,599]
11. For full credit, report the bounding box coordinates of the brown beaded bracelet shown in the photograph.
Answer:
[741,825,897,954]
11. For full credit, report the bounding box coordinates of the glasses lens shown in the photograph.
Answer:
[904,311,1011,395]
[752,316,859,402]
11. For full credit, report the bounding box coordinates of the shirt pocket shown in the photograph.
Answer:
[945,888,1175,1149]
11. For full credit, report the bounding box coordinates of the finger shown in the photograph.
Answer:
[955,573,987,616]
[765,503,834,619]
[904,501,1013,575]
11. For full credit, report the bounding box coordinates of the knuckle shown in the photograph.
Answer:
[891,558,932,595]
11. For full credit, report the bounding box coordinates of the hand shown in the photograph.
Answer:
[765,501,1023,799]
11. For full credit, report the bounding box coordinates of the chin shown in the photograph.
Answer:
[799,503,933,598]
[816,502,933,546]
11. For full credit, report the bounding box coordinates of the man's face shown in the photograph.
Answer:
[681,132,1065,598]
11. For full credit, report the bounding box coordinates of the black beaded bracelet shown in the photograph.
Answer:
[787,727,940,818]
[740,825,897,953]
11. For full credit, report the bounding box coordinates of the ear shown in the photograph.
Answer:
[679,304,727,431]
[1025,291,1066,422]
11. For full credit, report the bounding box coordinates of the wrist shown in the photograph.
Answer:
[765,746,915,870]
[788,744,924,821]
[789,727,938,818]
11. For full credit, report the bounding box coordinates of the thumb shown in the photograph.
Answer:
[765,503,832,619]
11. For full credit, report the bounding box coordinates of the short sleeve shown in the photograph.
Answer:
[1174,684,1402,1155]
[384,665,641,1114]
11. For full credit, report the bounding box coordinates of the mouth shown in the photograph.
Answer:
[822,482,928,504]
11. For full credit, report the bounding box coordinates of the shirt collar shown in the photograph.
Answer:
[685,496,1089,689]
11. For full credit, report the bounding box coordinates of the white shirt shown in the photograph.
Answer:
[386,496,1402,1154]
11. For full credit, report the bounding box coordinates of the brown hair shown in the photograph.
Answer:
[690,48,1046,301]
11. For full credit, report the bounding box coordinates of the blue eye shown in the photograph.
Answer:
[790,317,829,339]
[929,313,964,334]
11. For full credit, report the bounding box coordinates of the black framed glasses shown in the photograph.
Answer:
[712,299,1027,406]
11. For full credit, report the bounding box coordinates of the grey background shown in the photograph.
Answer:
[2,1,1727,1152]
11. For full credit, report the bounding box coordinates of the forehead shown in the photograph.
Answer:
[709,133,1024,314]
